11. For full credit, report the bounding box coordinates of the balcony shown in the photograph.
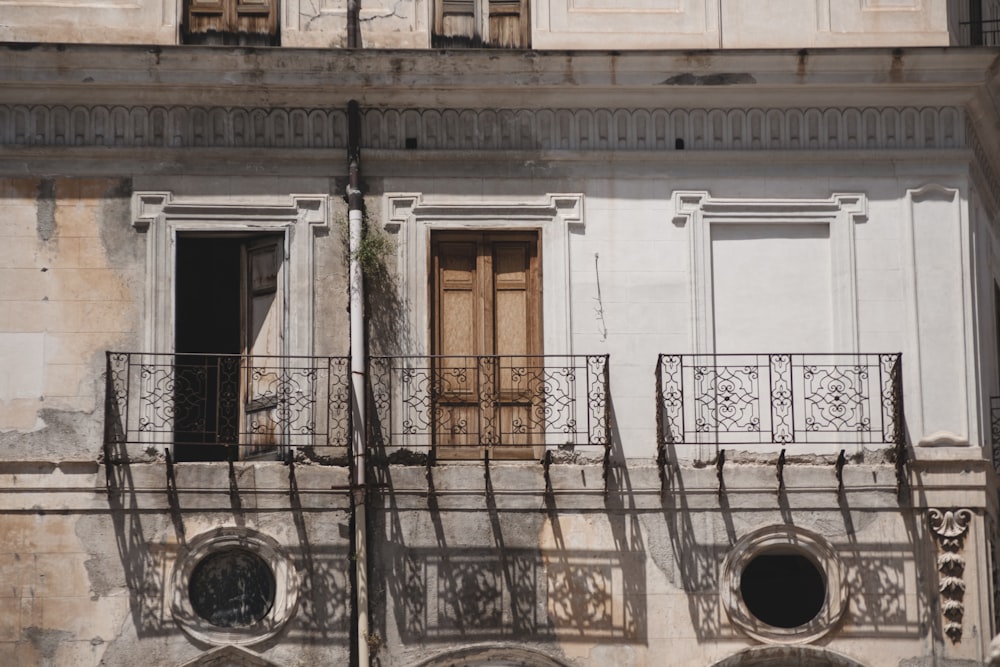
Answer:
[368,355,610,461]
[104,352,351,461]
[954,1,1000,45]
[656,353,903,453]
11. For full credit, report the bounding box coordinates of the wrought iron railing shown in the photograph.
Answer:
[104,352,351,459]
[959,18,1000,45]
[656,353,903,449]
[955,0,1000,45]
[368,354,610,456]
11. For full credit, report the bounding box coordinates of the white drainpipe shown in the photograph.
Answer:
[348,161,369,665]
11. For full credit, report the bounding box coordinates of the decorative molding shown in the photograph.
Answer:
[363,106,965,152]
[678,191,865,357]
[967,116,1000,221]
[0,105,349,149]
[179,645,279,667]
[721,525,847,645]
[930,508,972,547]
[383,193,585,232]
[916,431,970,448]
[901,184,970,448]
[132,191,329,391]
[171,528,300,647]
[381,192,582,358]
[132,191,172,231]
[131,192,330,231]
[929,508,973,643]
[0,104,966,153]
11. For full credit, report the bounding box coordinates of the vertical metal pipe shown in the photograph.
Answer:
[348,0,360,48]
[347,99,369,666]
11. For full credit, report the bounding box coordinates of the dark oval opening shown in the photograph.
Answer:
[189,548,276,628]
[740,552,825,628]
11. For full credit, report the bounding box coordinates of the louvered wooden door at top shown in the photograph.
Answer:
[184,0,278,45]
[434,0,530,47]
[431,231,542,460]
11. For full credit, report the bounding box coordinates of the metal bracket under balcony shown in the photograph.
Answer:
[368,354,611,469]
[104,352,352,464]
[656,353,905,493]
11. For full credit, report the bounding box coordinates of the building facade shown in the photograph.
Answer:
[1,1,1000,666]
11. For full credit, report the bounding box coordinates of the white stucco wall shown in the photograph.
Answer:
[0,0,955,48]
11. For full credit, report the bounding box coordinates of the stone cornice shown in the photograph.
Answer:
[0,104,968,153]
[0,44,997,109]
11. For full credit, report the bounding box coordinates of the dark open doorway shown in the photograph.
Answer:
[174,236,242,462]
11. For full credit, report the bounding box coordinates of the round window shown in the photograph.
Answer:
[739,552,825,628]
[721,526,846,644]
[170,528,299,646]
[189,548,276,628]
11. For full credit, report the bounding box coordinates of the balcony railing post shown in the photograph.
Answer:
[657,354,684,446]
[479,355,498,447]
[769,353,794,445]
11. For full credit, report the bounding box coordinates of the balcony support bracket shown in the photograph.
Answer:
[776,448,786,495]
[602,446,611,498]
[716,449,726,497]
[484,450,490,499]
[543,450,553,497]
[835,449,846,497]
[656,442,668,495]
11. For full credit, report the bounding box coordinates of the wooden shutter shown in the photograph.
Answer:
[488,0,529,48]
[240,237,285,460]
[431,232,541,459]
[184,0,279,45]
[433,0,529,47]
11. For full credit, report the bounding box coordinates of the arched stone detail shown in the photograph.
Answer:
[412,644,572,667]
[710,645,870,667]
[179,644,280,667]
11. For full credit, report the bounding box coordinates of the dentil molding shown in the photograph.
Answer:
[0,104,965,152]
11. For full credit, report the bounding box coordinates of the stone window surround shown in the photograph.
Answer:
[672,191,868,355]
[720,525,847,645]
[131,190,330,359]
[382,192,584,356]
[170,527,300,646]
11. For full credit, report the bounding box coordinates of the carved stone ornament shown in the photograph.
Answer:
[928,508,973,643]
[929,508,972,548]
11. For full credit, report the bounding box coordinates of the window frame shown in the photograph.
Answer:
[130,191,329,454]
[382,192,583,360]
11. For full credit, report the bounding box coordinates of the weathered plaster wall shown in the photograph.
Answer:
[0,0,956,49]
[0,461,353,666]
[0,0,179,44]
[0,177,141,460]
[370,461,959,666]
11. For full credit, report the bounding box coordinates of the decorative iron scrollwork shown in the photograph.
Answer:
[368,354,610,455]
[656,352,903,450]
[103,352,351,455]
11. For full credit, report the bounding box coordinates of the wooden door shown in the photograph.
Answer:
[184,0,279,45]
[433,0,529,47]
[431,231,541,459]
[240,236,285,460]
